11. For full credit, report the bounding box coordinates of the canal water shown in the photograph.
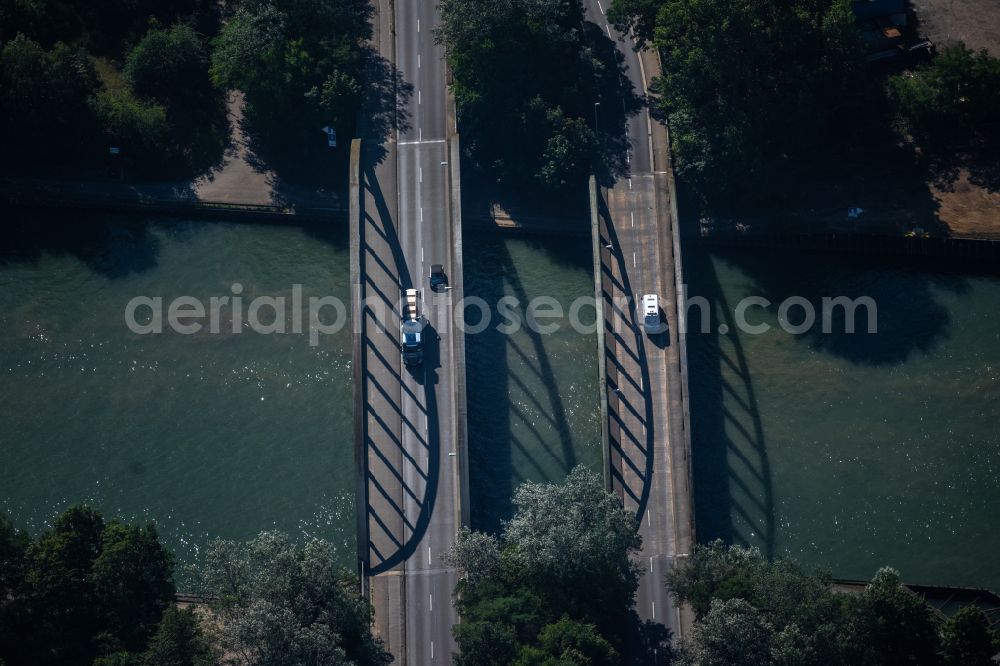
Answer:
[2,210,999,593]
[684,244,1000,590]
[462,230,603,533]
[0,213,357,571]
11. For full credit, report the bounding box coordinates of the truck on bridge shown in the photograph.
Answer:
[400,288,423,367]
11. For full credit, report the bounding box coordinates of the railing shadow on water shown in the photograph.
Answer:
[683,240,776,558]
[463,227,595,533]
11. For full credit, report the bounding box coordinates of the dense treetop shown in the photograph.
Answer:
[192,531,392,666]
[887,42,1000,154]
[607,0,1000,209]
[668,541,999,666]
[446,466,670,665]
[437,0,602,190]
[2,510,389,666]
[0,507,178,665]
[0,0,224,177]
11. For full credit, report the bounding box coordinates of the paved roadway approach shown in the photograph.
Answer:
[585,0,695,647]
[352,0,468,663]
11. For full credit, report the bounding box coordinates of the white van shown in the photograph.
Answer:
[642,294,662,334]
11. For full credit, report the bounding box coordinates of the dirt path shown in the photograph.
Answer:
[192,91,276,206]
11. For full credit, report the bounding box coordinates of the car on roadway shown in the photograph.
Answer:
[430,264,448,292]
[642,294,665,335]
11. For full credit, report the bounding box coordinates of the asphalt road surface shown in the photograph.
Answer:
[585,0,694,650]
[359,0,463,663]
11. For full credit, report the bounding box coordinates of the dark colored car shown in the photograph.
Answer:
[430,264,448,291]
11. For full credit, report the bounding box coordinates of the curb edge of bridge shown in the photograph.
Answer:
[589,174,612,493]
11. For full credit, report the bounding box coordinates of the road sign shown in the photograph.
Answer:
[321,126,337,148]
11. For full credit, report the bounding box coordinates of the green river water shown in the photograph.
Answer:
[1,212,998,591]
[0,215,357,568]
[684,244,1000,590]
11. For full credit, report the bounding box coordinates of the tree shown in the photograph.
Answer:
[537,110,597,189]
[502,466,640,614]
[665,540,765,617]
[516,617,620,665]
[611,0,869,206]
[0,514,26,599]
[123,23,227,175]
[125,24,211,104]
[142,606,218,666]
[454,622,520,666]
[90,89,169,167]
[681,598,775,666]
[0,507,178,665]
[447,466,649,664]
[887,43,1000,152]
[438,0,603,190]
[845,568,941,666]
[0,515,28,659]
[0,0,218,58]
[93,522,176,653]
[605,0,662,45]
[193,531,391,666]
[209,0,370,179]
[939,605,999,666]
[0,35,100,168]
[21,505,107,663]
[666,544,963,665]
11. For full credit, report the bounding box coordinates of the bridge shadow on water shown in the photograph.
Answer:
[682,227,976,555]
[463,226,594,534]
[683,240,776,556]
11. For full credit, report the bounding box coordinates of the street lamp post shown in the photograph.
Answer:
[593,102,601,133]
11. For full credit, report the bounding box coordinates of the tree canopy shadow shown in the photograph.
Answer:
[361,47,414,145]
[236,45,411,190]
[582,21,647,183]
[0,208,160,279]
[700,244,968,366]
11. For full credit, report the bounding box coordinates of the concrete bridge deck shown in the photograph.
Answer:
[350,0,468,662]
[584,0,696,646]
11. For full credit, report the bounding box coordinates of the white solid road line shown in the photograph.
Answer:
[598,0,604,13]
[398,139,447,145]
